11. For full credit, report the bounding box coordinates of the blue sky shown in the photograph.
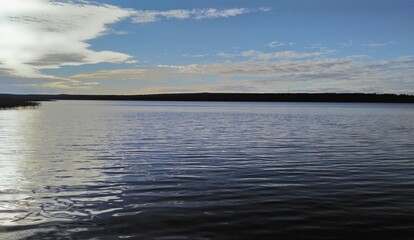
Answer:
[0,0,413,94]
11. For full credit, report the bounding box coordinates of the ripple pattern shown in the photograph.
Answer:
[1,101,414,239]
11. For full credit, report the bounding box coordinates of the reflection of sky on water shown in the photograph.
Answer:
[0,109,37,226]
[1,101,414,239]
[0,104,125,231]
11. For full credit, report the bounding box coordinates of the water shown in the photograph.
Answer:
[1,101,414,239]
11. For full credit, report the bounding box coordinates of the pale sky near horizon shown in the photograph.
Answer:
[0,0,413,94]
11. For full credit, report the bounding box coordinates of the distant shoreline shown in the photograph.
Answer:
[2,93,414,104]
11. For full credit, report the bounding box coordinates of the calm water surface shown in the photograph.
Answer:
[0,101,414,239]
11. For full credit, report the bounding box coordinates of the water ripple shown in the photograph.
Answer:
[1,101,414,239]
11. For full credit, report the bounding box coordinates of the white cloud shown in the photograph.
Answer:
[217,52,237,58]
[158,56,414,84]
[240,50,260,57]
[338,40,353,48]
[217,50,333,60]
[361,41,396,48]
[69,66,198,83]
[71,69,148,80]
[267,41,295,48]
[107,29,129,35]
[254,51,332,60]
[125,60,139,64]
[183,53,210,58]
[53,54,414,94]
[305,43,328,50]
[134,85,257,94]
[61,55,414,94]
[38,80,100,90]
[0,2,271,87]
[0,0,135,79]
[132,8,267,24]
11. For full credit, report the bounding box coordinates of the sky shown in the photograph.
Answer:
[0,0,413,94]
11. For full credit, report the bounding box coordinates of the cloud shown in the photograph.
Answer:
[158,56,414,86]
[69,66,200,83]
[217,52,236,58]
[361,41,396,48]
[134,85,257,94]
[253,51,332,60]
[107,29,130,35]
[183,53,210,58]
[0,2,269,84]
[305,44,328,50]
[71,69,148,80]
[0,0,135,79]
[267,41,295,48]
[217,50,333,60]
[62,55,414,94]
[36,80,99,90]
[338,40,353,48]
[132,8,268,24]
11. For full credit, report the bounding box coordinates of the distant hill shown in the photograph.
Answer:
[1,93,414,103]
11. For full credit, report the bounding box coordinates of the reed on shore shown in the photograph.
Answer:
[0,97,40,109]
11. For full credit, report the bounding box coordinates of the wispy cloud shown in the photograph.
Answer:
[132,8,269,24]
[69,67,198,83]
[64,55,414,94]
[305,44,328,50]
[252,51,333,60]
[134,85,257,94]
[267,41,295,48]
[338,40,354,48]
[217,50,333,60]
[71,69,148,80]
[361,41,396,47]
[0,0,135,79]
[183,53,210,58]
[157,56,414,91]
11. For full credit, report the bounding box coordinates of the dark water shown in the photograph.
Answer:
[1,101,414,239]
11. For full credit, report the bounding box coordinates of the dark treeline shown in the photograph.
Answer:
[1,93,414,104]
[0,96,40,109]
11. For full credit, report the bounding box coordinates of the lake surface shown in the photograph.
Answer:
[1,101,414,239]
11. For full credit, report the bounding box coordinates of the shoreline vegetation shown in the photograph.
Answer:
[1,93,414,108]
[0,96,40,109]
